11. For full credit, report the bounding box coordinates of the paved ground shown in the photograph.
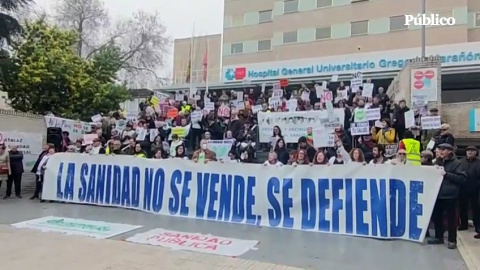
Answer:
[0,174,473,270]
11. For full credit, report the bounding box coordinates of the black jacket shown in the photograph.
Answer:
[31,151,47,173]
[9,150,24,174]
[460,157,480,193]
[436,154,467,199]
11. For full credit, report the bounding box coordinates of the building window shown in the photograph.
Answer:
[351,20,368,36]
[476,13,480,27]
[258,40,272,51]
[315,26,331,39]
[389,16,407,31]
[259,10,272,23]
[284,0,298,14]
[317,0,332,8]
[231,43,243,54]
[283,31,297,43]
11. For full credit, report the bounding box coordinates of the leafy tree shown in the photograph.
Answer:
[0,0,32,44]
[1,19,130,121]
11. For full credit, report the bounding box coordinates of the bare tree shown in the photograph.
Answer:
[54,0,108,56]
[54,0,170,88]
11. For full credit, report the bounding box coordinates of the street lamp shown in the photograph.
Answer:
[421,0,426,58]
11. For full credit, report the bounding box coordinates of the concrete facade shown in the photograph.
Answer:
[0,110,46,134]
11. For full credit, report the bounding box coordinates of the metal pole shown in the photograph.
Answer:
[421,0,426,58]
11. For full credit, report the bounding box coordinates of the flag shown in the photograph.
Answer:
[202,39,208,82]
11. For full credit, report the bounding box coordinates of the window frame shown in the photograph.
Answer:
[316,0,332,8]
[259,10,273,23]
[230,43,244,54]
[257,40,272,51]
[315,26,332,40]
[284,0,299,14]
[389,15,407,31]
[476,13,480,27]
[282,31,298,44]
[350,20,369,36]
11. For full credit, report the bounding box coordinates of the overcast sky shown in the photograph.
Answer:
[34,0,224,77]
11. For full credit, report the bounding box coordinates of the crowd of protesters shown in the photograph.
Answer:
[0,80,478,250]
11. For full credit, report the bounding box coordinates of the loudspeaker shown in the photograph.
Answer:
[47,127,62,151]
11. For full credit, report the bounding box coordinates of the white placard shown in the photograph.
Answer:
[149,129,159,142]
[287,99,297,111]
[404,110,415,129]
[350,71,363,88]
[272,89,283,98]
[204,102,215,112]
[362,83,374,97]
[301,90,310,101]
[331,75,338,82]
[136,128,147,141]
[315,84,323,98]
[354,108,380,122]
[12,216,142,239]
[351,122,370,136]
[125,228,258,257]
[269,97,281,108]
[91,114,102,123]
[312,128,334,148]
[175,93,184,101]
[252,105,262,114]
[191,111,202,122]
[321,91,333,103]
[411,68,438,101]
[421,116,441,130]
[257,110,345,143]
[0,131,43,170]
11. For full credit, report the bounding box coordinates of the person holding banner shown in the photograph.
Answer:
[192,140,217,163]
[273,139,289,165]
[263,152,283,167]
[172,145,188,160]
[369,145,387,164]
[312,151,329,165]
[291,149,310,166]
[349,148,366,163]
[31,145,55,201]
[0,145,10,191]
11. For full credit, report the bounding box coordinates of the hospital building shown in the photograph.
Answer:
[163,0,480,137]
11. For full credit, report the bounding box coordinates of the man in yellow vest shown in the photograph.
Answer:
[400,130,421,165]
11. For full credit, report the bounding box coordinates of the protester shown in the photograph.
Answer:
[292,149,309,166]
[4,145,23,199]
[0,144,10,190]
[31,145,56,201]
[458,145,480,237]
[369,145,386,164]
[192,140,217,163]
[428,143,467,249]
[274,138,289,165]
[399,130,421,165]
[263,152,283,166]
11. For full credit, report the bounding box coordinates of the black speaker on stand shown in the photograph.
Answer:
[47,127,62,152]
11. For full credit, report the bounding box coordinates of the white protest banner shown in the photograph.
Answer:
[12,216,141,239]
[312,128,334,148]
[257,110,345,143]
[43,154,443,242]
[126,228,258,257]
[404,110,415,129]
[0,131,43,170]
[421,116,441,130]
[362,83,374,97]
[350,71,363,88]
[351,122,370,136]
[354,108,380,122]
[207,139,235,160]
[44,116,91,141]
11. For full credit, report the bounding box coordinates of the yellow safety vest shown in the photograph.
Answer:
[106,147,110,154]
[403,138,421,165]
[135,152,146,158]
